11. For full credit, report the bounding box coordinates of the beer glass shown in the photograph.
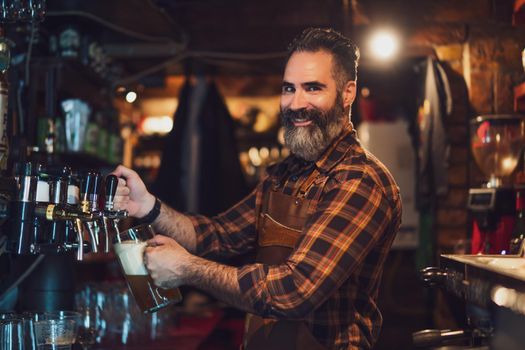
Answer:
[34,311,80,350]
[113,224,182,313]
[0,317,23,350]
[21,312,47,350]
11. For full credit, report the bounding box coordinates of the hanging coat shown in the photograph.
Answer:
[153,77,248,216]
[413,57,452,269]
[416,57,452,209]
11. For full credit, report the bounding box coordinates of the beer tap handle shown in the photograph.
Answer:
[79,171,102,212]
[80,172,94,203]
[104,174,127,244]
[97,175,118,253]
[105,175,118,211]
[91,173,101,206]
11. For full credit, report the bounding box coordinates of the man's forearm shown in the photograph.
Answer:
[152,202,197,253]
[184,255,254,314]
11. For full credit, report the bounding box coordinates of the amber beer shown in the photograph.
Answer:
[113,225,182,313]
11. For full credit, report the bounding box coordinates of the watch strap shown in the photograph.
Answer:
[138,197,161,224]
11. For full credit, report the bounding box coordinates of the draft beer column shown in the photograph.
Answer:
[3,161,128,311]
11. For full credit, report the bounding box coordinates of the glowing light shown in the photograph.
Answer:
[492,286,509,306]
[142,115,173,135]
[248,147,262,166]
[259,147,269,160]
[502,157,518,172]
[126,91,137,103]
[370,29,400,60]
[270,147,280,159]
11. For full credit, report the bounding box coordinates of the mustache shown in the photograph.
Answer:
[280,108,327,129]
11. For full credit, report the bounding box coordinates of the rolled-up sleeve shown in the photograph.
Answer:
[187,186,260,260]
[237,173,393,319]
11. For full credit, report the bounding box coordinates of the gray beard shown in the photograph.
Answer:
[283,99,346,162]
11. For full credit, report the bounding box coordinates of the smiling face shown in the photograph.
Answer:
[280,50,356,161]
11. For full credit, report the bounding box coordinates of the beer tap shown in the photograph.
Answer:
[101,175,127,252]
[33,201,97,260]
[34,168,50,245]
[44,165,72,249]
[79,172,102,254]
[8,162,38,255]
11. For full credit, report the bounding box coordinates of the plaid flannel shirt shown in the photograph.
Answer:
[188,125,402,349]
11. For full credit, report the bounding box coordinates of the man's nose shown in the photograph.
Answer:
[290,90,308,110]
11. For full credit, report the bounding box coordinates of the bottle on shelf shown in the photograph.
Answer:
[107,108,122,164]
[96,109,109,162]
[84,109,100,156]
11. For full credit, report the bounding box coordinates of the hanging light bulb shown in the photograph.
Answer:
[369,29,400,61]
[125,91,137,103]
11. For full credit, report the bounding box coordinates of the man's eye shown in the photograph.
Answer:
[282,86,295,93]
[306,86,321,92]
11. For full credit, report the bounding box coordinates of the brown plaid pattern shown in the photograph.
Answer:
[188,125,402,349]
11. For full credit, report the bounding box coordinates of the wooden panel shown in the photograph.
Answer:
[514,81,525,112]
[514,0,525,25]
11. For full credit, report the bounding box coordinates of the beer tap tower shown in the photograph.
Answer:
[0,3,131,312]
[0,162,127,311]
[5,163,127,260]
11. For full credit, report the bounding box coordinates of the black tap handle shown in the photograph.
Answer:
[105,175,118,203]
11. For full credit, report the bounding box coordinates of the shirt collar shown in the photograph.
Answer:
[314,123,358,174]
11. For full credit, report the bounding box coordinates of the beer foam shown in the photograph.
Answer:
[114,241,148,275]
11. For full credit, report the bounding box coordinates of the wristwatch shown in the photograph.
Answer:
[138,197,161,224]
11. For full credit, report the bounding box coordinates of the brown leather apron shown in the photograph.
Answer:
[243,168,328,350]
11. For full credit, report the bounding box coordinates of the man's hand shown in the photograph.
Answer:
[111,165,156,218]
[145,235,191,289]
[145,236,254,314]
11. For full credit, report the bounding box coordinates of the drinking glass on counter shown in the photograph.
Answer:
[75,281,176,346]
[0,312,17,320]
[33,311,80,350]
[0,317,23,350]
[76,305,102,350]
[113,224,182,313]
[21,312,47,350]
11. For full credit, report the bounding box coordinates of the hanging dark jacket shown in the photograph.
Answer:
[153,77,248,216]
[416,57,452,209]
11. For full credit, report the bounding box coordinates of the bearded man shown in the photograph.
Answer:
[113,28,402,350]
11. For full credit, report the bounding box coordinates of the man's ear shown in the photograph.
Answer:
[342,80,357,108]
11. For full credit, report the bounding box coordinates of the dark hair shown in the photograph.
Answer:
[287,28,360,89]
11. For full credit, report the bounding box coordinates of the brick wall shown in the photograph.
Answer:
[401,0,525,255]
[399,0,525,328]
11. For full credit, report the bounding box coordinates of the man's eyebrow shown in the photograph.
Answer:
[282,81,294,86]
[302,81,327,88]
